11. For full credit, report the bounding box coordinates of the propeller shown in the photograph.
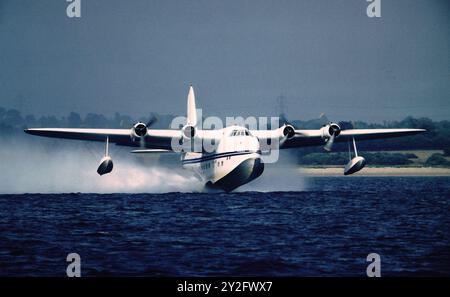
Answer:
[279,113,290,127]
[337,120,354,130]
[146,115,158,127]
[134,115,159,149]
[318,113,329,125]
[276,113,298,147]
[324,133,335,151]
[323,123,341,151]
[324,120,354,152]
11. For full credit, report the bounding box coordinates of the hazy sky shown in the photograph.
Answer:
[0,0,449,122]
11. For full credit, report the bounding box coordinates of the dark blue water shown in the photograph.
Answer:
[0,176,449,276]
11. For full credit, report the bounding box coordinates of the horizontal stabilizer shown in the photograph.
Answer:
[130,149,174,154]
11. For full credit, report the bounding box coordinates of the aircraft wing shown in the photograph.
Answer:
[24,128,182,150]
[281,128,426,148]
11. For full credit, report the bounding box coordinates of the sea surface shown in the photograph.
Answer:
[0,176,449,276]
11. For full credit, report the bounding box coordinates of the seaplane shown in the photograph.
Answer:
[25,86,425,192]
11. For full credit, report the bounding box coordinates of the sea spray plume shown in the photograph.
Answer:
[0,138,203,194]
[238,150,307,192]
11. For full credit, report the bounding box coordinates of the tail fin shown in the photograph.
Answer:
[187,85,197,126]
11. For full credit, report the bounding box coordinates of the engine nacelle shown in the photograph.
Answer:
[344,156,366,175]
[282,124,296,139]
[321,122,341,139]
[182,125,196,140]
[132,122,148,139]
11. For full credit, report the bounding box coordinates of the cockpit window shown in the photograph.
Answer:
[230,129,251,137]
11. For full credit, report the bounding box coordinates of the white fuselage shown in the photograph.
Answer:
[181,126,264,192]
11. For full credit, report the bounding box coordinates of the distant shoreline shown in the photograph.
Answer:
[300,167,450,176]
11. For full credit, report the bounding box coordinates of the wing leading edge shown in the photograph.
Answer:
[281,128,426,148]
[24,128,181,150]
[25,127,426,150]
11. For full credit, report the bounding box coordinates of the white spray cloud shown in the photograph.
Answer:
[0,138,307,194]
[0,138,203,194]
[237,151,307,192]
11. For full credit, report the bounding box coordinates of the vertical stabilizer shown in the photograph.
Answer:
[187,85,197,126]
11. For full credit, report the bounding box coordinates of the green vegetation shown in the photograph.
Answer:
[364,153,414,165]
[443,148,450,156]
[297,152,450,167]
[298,152,416,166]
[298,153,348,165]
[425,153,450,167]
[1,106,450,157]
[292,116,450,151]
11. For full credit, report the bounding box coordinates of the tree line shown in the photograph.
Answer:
[1,106,449,151]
